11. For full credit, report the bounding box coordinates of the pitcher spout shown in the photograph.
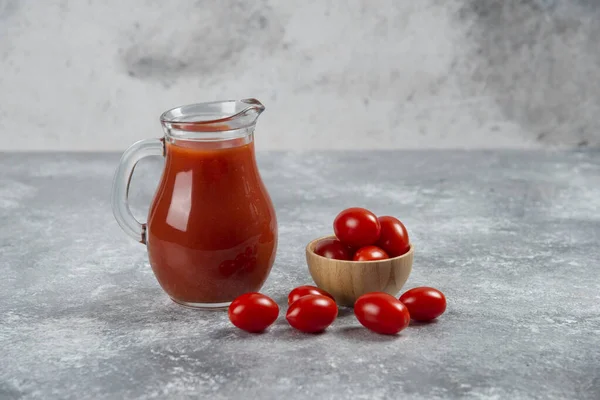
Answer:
[238,98,265,123]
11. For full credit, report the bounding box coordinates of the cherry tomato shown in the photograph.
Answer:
[314,238,352,260]
[228,293,279,333]
[288,285,335,305]
[333,207,381,247]
[286,295,338,333]
[354,292,410,335]
[376,216,410,257]
[400,287,446,321]
[353,245,389,261]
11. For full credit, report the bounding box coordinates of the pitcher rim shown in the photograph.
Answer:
[160,98,265,127]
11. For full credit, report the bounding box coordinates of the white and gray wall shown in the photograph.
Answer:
[1,0,599,151]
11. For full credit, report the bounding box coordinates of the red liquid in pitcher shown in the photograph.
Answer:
[146,138,277,304]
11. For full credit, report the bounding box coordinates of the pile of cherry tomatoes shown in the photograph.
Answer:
[228,285,446,335]
[315,207,410,261]
[227,207,447,335]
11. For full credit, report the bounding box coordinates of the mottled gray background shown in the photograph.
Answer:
[1,0,599,150]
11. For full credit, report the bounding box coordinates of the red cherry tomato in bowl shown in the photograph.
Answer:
[288,285,335,305]
[399,287,446,321]
[353,245,389,261]
[228,293,279,333]
[286,295,338,333]
[334,207,381,247]
[314,238,352,260]
[376,216,410,257]
[354,292,410,335]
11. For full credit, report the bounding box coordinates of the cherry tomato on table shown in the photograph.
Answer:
[353,245,389,261]
[376,216,410,257]
[354,292,410,335]
[400,287,446,321]
[314,238,352,261]
[286,295,338,333]
[334,207,381,248]
[228,293,279,333]
[288,285,334,305]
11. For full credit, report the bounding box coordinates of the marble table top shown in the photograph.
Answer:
[1,151,599,399]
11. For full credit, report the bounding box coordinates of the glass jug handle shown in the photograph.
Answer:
[111,138,164,244]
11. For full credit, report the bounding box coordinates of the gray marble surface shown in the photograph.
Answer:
[1,151,599,400]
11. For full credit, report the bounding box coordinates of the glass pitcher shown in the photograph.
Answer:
[111,99,277,309]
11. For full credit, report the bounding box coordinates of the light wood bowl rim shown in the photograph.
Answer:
[306,235,414,265]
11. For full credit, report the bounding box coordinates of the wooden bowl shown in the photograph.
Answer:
[305,235,413,307]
